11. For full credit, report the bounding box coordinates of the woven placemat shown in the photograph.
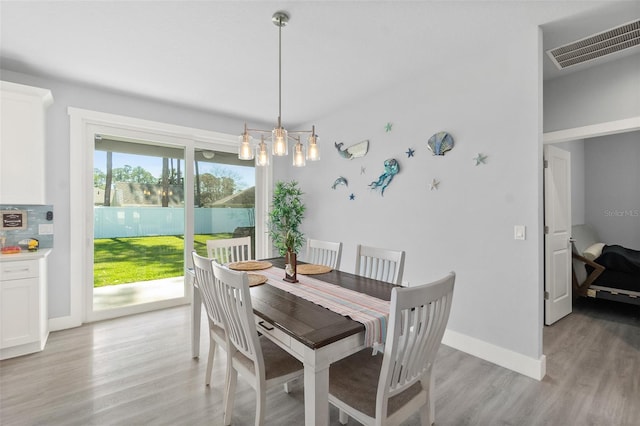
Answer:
[248,273,268,287]
[297,264,332,275]
[228,260,273,271]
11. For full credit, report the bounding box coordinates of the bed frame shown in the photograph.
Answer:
[571,225,640,306]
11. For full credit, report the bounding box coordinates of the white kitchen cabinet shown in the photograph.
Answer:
[0,81,53,204]
[0,250,50,360]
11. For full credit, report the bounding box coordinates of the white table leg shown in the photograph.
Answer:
[304,362,330,426]
[191,284,201,358]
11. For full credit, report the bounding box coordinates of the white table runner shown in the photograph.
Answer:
[259,267,390,347]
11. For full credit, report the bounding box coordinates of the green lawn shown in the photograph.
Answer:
[93,234,232,287]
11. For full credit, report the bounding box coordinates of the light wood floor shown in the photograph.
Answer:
[1,298,638,425]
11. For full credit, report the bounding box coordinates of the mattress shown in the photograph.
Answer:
[586,244,640,293]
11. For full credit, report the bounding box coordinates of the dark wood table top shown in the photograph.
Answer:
[250,257,397,349]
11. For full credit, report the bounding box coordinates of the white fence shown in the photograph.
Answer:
[94,207,254,238]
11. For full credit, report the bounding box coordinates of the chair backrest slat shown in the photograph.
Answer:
[306,238,342,269]
[206,236,252,264]
[355,244,405,285]
[191,252,225,326]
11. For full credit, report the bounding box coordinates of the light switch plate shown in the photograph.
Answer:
[514,225,526,240]
[39,223,54,235]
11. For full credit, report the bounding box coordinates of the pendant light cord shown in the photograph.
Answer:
[278,15,282,129]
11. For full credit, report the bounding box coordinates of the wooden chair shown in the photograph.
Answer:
[306,238,343,269]
[211,262,304,426]
[355,244,406,285]
[191,252,227,387]
[206,236,252,264]
[328,272,456,426]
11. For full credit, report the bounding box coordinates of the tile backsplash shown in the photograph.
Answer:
[0,204,54,249]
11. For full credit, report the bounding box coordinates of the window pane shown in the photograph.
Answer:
[193,149,256,258]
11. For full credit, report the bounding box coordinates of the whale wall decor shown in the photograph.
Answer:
[334,140,369,159]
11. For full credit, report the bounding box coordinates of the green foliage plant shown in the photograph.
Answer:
[268,180,306,256]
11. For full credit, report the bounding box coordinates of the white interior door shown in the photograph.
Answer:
[544,145,572,325]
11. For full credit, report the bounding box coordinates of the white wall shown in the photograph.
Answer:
[584,132,640,249]
[544,54,640,132]
[275,9,545,373]
[554,140,586,225]
[0,69,255,319]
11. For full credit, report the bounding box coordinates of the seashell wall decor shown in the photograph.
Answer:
[427,131,454,156]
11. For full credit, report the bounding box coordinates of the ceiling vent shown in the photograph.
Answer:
[547,19,640,70]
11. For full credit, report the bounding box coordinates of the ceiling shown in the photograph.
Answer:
[1,1,638,128]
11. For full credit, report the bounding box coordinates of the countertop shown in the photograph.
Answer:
[0,248,52,262]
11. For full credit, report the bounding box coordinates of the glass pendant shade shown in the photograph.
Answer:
[238,133,254,160]
[292,141,306,167]
[272,127,288,156]
[307,134,320,161]
[255,137,270,166]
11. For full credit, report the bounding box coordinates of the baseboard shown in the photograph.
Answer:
[47,313,547,379]
[442,329,546,380]
[49,314,82,332]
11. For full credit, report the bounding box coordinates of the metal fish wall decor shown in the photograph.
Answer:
[331,177,348,189]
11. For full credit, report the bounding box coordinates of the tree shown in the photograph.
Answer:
[129,166,156,184]
[161,158,169,207]
[198,173,236,206]
[104,151,113,206]
[94,168,106,188]
[199,165,247,191]
[112,164,133,182]
[194,161,202,206]
[105,164,158,184]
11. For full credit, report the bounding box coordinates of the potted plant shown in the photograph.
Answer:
[268,180,305,282]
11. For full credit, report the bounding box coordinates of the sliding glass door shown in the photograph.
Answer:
[86,135,259,322]
[92,136,187,316]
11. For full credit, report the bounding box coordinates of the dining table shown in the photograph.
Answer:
[188,257,397,426]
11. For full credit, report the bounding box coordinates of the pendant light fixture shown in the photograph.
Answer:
[238,11,320,167]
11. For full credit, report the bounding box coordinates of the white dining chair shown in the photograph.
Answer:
[306,238,343,269]
[206,236,252,264]
[329,272,456,426]
[355,244,406,285]
[211,262,304,426]
[191,252,228,387]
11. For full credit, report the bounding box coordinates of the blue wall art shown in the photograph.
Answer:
[331,177,348,189]
[427,131,454,156]
[334,140,369,159]
[474,153,488,165]
[369,159,399,196]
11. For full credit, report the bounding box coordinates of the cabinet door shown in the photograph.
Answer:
[1,277,40,348]
[0,81,52,204]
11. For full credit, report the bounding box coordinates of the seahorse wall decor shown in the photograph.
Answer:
[369,158,399,196]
